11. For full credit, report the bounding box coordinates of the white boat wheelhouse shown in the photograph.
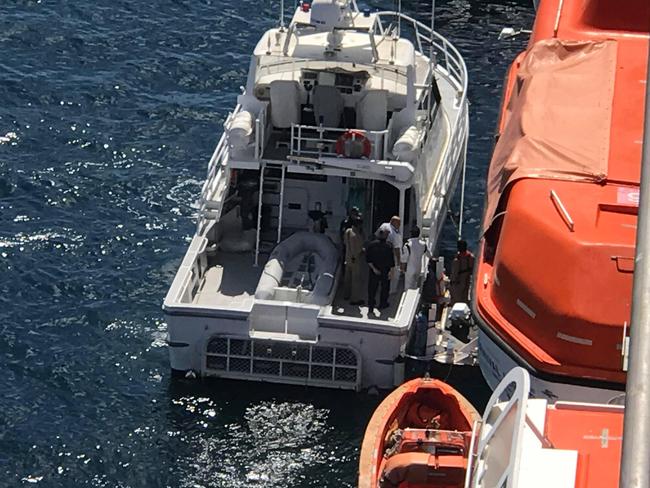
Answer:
[163,0,469,391]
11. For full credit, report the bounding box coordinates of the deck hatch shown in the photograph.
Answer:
[205,336,361,390]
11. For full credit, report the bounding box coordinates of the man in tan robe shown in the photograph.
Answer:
[343,218,365,305]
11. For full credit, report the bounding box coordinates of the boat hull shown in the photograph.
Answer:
[165,308,411,391]
[163,116,469,391]
[477,329,625,404]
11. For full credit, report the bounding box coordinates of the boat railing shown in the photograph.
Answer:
[464,419,482,488]
[422,101,468,232]
[374,12,469,235]
[256,55,407,82]
[254,104,268,160]
[290,122,391,160]
[195,105,241,234]
[373,12,467,95]
[471,367,531,487]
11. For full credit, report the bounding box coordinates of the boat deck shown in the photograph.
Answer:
[545,402,624,488]
[328,272,403,322]
[192,250,403,322]
[263,131,291,161]
[193,252,266,310]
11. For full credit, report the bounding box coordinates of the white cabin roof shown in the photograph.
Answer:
[253,27,416,69]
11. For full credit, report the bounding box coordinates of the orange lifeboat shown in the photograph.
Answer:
[358,377,479,488]
[472,0,650,399]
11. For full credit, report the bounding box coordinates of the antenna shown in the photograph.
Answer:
[280,0,285,30]
[397,0,402,37]
[430,0,435,33]
[427,0,435,121]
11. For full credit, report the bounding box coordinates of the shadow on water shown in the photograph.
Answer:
[163,377,384,487]
[167,376,384,423]
[162,367,490,485]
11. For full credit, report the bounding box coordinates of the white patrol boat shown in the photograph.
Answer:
[163,0,469,390]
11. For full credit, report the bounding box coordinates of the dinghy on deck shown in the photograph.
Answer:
[255,232,339,306]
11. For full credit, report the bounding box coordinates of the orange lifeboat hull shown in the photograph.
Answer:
[358,377,479,488]
[473,0,649,398]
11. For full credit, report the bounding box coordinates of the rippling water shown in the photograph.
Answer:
[0,1,534,486]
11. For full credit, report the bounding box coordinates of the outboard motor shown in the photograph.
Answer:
[448,302,471,343]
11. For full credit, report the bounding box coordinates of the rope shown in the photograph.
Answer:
[446,207,460,235]
[457,139,468,239]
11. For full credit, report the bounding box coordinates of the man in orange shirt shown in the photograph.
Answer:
[450,240,474,305]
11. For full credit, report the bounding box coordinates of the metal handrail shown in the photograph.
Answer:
[291,123,389,160]
[374,11,468,234]
[195,105,242,234]
[195,139,227,234]
[421,99,469,231]
[196,101,269,233]
[620,33,650,488]
[254,105,268,160]
[256,56,408,84]
[373,11,468,97]
[464,419,481,488]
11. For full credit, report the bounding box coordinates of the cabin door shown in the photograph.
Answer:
[370,181,400,231]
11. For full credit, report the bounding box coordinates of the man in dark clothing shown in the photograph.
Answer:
[365,229,395,313]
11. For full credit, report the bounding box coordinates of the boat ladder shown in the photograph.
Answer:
[254,162,286,265]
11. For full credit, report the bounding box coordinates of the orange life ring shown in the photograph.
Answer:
[335,130,372,158]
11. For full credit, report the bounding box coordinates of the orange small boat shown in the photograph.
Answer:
[473,0,650,401]
[358,377,480,488]
[359,368,625,487]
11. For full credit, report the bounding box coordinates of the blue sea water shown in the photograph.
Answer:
[0,1,534,486]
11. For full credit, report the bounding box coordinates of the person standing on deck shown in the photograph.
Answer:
[376,216,402,294]
[339,206,361,274]
[450,240,475,305]
[340,206,361,241]
[401,226,429,289]
[366,228,394,313]
[343,217,365,305]
[422,257,448,321]
[308,202,329,234]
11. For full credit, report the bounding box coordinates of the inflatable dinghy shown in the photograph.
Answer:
[255,232,339,306]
